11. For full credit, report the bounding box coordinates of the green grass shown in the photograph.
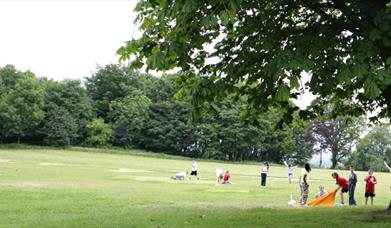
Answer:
[0,147,390,227]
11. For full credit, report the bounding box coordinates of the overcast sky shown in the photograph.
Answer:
[0,0,138,80]
[0,0,315,108]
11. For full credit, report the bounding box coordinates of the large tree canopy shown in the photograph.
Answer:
[118,0,391,121]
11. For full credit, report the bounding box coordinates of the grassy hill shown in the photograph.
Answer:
[0,147,390,227]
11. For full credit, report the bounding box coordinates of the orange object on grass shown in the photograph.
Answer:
[308,190,337,207]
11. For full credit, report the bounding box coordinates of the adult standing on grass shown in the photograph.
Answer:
[331,172,349,205]
[260,161,269,187]
[364,168,377,206]
[348,166,358,206]
[299,163,311,206]
[189,159,199,180]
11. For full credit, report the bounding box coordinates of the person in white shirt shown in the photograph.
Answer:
[189,159,199,180]
[171,171,188,180]
[215,167,223,184]
[260,161,269,187]
[299,163,311,205]
[284,161,296,184]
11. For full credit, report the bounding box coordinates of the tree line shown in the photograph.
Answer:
[0,64,390,170]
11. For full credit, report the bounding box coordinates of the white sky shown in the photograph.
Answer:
[0,0,315,108]
[0,0,138,80]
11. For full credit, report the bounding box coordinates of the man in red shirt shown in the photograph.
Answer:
[364,168,377,206]
[332,172,349,205]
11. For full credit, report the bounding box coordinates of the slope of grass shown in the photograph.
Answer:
[0,148,390,227]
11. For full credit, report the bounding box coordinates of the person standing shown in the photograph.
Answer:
[299,163,311,206]
[348,166,357,205]
[284,161,296,184]
[364,168,377,206]
[189,159,199,180]
[260,161,269,187]
[332,172,349,205]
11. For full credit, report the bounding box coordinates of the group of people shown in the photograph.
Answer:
[215,168,233,184]
[171,159,391,207]
[300,161,391,206]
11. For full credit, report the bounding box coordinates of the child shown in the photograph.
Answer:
[315,185,328,198]
[348,166,357,205]
[332,172,349,205]
[189,159,199,180]
[284,161,296,184]
[299,163,311,205]
[215,167,223,184]
[364,168,377,206]
[222,171,232,184]
[260,161,269,187]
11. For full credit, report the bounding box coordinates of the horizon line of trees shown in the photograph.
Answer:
[1,64,390,171]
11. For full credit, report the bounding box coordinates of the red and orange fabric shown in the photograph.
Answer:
[308,190,337,207]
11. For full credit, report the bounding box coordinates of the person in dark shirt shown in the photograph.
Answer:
[348,166,357,206]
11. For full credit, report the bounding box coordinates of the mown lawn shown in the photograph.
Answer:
[0,147,390,227]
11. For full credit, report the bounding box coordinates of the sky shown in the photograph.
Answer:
[0,0,138,80]
[0,0,315,108]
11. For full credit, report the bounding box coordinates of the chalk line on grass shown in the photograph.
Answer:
[0,159,11,163]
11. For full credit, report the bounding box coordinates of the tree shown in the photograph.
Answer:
[86,64,138,119]
[40,106,78,147]
[0,65,44,143]
[84,118,113,148]
[119,0,391,122]
[308,116,365,169]
[41,79,94,144]
[108,89,151,147]
[348,124,391,171]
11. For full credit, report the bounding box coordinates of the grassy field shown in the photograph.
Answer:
[0,147,390,227]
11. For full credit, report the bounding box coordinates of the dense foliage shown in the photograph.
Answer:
[2,64,389,167]
[119,0,391,122]
[0,64,317,164]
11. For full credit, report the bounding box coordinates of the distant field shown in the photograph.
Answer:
[0,147,390,227]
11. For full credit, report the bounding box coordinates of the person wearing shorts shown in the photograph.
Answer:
[284,161,296,185]
[364,169,377,206]
[332,172,349,205]
[190,159,199,180]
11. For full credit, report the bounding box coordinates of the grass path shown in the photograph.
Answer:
[0,148,390,227]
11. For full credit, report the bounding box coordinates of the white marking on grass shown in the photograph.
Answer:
[0,159,11,163]
[110,168,152,173]
[0,181,51,188]
[206,188,250,193]
[39,162,65,166]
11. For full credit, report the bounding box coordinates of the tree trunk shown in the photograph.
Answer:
[386,200,391,213]
[319,150,323,168]
[17,136,20,144]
